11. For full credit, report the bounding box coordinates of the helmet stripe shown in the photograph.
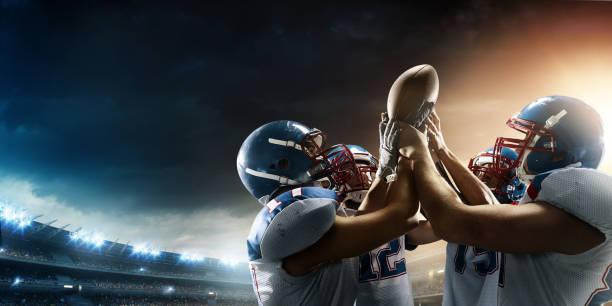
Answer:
[245,168,299,185]
[268,138,302,151]
[544,109,567,129]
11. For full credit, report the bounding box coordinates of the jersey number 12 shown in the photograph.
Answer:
[359,238,407,282]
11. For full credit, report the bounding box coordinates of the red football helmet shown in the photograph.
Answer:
[307,144,377,200]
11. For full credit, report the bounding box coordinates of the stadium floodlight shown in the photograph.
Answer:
[12,276,21,286]
[69,231,80,241]
[179,253,204,262]
[164,286,175,294]
[130,244,161,259]
[0,205,32,229]
[221,257,239,267]
[92,233,104,247]
[69,230,105,248]
[82,232,92,243]
[0,248,5,253]
[2,207,16,221]
[133,244,147,254]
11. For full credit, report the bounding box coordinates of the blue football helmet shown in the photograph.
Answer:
[237,120,376,205]
[493,95,605,182]
[469,147,525,204]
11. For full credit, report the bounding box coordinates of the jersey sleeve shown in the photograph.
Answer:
[246,187,338,262]
[535,168,612,237]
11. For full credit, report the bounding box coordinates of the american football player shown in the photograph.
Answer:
[468,147,526,205]
[398,95,612,305]
[403,110,525,306]
[339,144,415,306]
[238,120,419,305]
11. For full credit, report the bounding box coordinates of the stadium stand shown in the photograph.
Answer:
[0,205,257,306]
[406,241,445,306]
[0,202,450,305]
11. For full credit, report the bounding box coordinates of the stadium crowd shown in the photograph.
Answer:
[0,266,57,285]
[0,292,258,306]
[0,246,54,263]
[411,273,445,297]
[71,254,245,282]
[88,294,256,305]
[0,292,68,305]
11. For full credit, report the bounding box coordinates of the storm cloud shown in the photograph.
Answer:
[2,0,612,260]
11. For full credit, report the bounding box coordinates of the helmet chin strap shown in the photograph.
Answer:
[516,160,534,184]
[342,190,368,204]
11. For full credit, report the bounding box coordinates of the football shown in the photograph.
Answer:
[386,64,439,127]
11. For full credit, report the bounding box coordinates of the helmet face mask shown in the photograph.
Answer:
[493,114,556,175]
[307,144,377,199]
[301,128,327,159]
[469,147,525,203]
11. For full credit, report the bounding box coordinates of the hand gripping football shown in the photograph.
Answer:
[386,64,439,129]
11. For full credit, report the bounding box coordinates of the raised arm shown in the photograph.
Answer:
[426,111,497,206]
[357,114,401,214]
[405,110,497,246]
[355,177,389,214]
[397,122,604,254]
[283,157,420,276]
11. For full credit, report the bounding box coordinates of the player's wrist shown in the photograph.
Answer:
[436,146,452,160]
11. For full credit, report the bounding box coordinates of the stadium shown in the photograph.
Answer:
[0,202,257,305]
[0,199,449,305]
[406,242,446,306]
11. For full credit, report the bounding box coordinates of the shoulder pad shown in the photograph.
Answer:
[537,168,612,236]
[246,187,338,261]
[525,169,561,200]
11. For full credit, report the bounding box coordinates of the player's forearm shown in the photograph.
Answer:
[283,158,420,276]
[357,177,388,214]
[404,221,440,245]
[410,150,469,240]
[437,148,497,205]
[283,206,419,276]
[330,207,419,257]
[339,158,421,254]
[385,157,420,217]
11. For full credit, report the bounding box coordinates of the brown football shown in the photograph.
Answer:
[386,64,439,122]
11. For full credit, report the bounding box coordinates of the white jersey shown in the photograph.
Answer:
[249,257,359,306]
[442,242,500,306]
[246,187,359,305]
[356,235,414,306]
[500,168,612,306]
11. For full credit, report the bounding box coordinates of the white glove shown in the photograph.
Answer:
[376,116,400,181]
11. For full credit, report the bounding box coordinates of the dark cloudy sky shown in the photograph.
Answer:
[2,0,612,260]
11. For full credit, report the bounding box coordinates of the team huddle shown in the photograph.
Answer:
[236,67,612,305]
